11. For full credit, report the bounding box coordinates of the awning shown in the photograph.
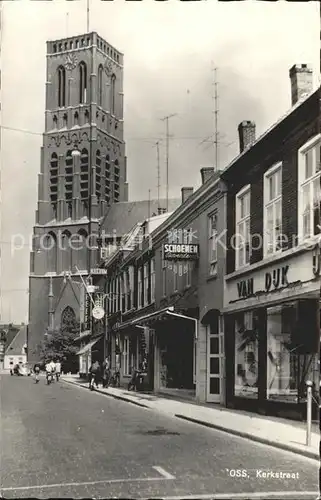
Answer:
[118,307,198,338]
[118,307,175,331]
[76,336,102,356]
[200,308,220,325]
[74,330,91,343]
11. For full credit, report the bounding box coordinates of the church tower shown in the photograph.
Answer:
[28,33,128,362]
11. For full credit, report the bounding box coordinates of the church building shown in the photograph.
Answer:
[27,33,173,362]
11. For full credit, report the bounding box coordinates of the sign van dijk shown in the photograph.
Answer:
[163,243,199,261]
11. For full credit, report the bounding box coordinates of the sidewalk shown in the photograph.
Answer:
[62,375,319,461]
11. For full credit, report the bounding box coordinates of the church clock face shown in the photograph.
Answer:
[64,53,78,71]
[104,59,113,77]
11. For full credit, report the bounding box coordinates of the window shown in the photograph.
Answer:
[150,259,155,302]
[137,267,143,309]
[298,135,321,240]
[208,212,218,275]
[79,62,87,104]
[123,336,130,375]
[234,311,258,399]
[162,254,167,296]
[236,186,251,269]
[264,164,282,256]
[143,263,149,306]
[183,262,192,288]
[129,266,134,309]
[98,65,103,107]
[173,263,178,291]
[110,74,116,115]
[58,66,66,107]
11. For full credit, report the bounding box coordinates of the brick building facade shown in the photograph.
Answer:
[101,169,227,404]
[222,65,320,420]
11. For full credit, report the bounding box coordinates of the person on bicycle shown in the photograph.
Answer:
[55,360,61,381]
[34,363,40,383]
[45,360,54,384]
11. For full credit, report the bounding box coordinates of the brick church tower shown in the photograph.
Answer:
[28,33,128,362]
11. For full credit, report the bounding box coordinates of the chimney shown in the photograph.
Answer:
[238,121,256,153]
[181,187,194,204]
[200,167,214,185]
[289,64,313,106]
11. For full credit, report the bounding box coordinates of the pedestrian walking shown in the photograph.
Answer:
[89,360,101,390]
[55,360,61,381]
[33,363,40,383]
[115,357,121,387]
[102,357,111,388]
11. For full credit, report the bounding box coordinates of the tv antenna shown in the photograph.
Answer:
[160,113,178,211]
[153,141,161,211]
[212,64,219,171]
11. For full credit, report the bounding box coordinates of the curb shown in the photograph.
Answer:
[62,378,150,409]
[175,414,319,461]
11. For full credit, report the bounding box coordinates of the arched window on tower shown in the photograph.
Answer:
[74,111,79,126]
[105,154,111,205]
[65,150,73,203]
[110,74,116,115]
[61,231,72,273]
[44,232,57,273]
[80,148,89,203]
[61,306,76,330]
[63,113,68,128]
[79,62,87,104]
[96,150,101,200]
[58,66,66,107]
[98,65,103,107]
[50,153,58,206]
[72,229,88,272]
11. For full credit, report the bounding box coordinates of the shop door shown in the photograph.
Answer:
[207,322,223,403]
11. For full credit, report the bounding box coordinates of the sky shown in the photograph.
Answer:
[0,0,319,324]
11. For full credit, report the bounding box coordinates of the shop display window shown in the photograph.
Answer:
[266,303,319,403]
[234,311,258,399]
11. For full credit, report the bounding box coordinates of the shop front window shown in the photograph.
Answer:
[267,303,318,403]
[234,311,258,399]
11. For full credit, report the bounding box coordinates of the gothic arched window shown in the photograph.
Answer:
[110,74,116,115]
[72,229,88,272]
[50,153,58,204]
[61,306,76,329]
[79,62,87,104]
[65,150,73,202]
[58,66,66,107]
[44,232,57,272]
[61,231,72,273]
[96,149,101,200]
[98,65,103,107]
[80,148,89,202]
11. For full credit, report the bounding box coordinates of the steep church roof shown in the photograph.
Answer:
[101,198,181,237]
[5,325,27,356]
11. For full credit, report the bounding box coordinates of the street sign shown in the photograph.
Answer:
[92,306,105,320]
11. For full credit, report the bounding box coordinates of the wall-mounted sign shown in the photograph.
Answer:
[163,243,199,261]
[237,265,289,299]
[90,268,108,275]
